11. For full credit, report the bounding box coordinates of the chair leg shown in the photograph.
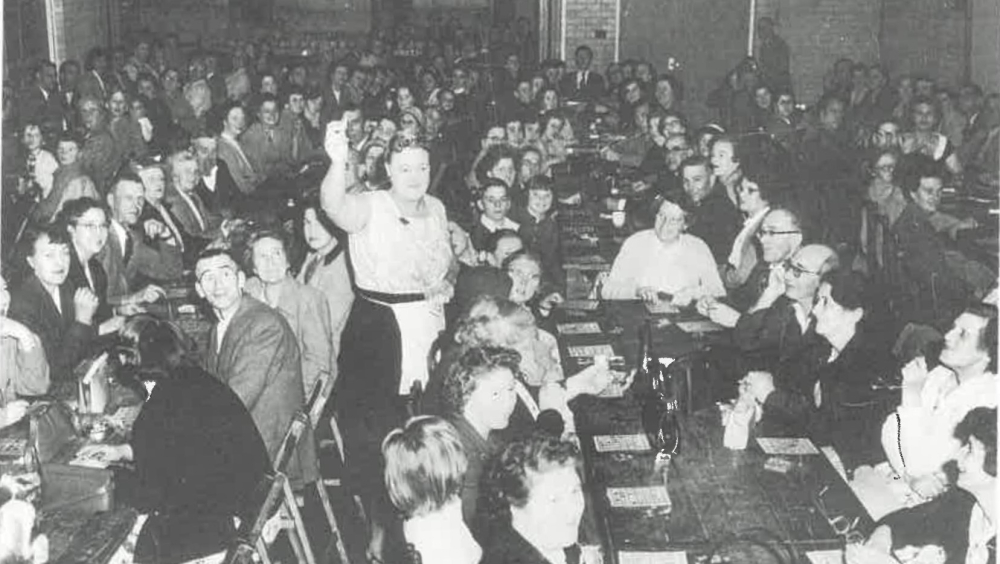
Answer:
[316,480,350,564]
[283,479,317,564]
[257,538,273,564]
[328,417,345,463]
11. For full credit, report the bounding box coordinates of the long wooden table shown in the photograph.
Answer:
[553,172,874,563]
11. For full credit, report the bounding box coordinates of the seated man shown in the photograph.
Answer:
[195,249,317,488]
[602,198,725,306]
[679,156,742,264]
[700,207,804,316]
[729,244,839,370]
[99,173,183,306]
[242,94,298,180]
[470,179,520,253]
[78,96,120,194]
[880,305,997,495]
[166,150,228,253]
[736,271,894,469]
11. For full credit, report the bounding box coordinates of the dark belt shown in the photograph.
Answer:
[356,287,426,304]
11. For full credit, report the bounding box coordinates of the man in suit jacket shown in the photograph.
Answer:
[78,97,120,195]
[100,174,183,305]
[8,226,98,383]
[76,48,110,103]
[242,95,297,180]
[196,249,318,488]
[192,133,239,216]
[59,60,82,132]
[560,45,605,101]
[19,61,65,141]
[732,245,838,372]
[167,150,224,240]
[320,62,351,125]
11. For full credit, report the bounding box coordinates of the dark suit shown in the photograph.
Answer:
[8,275,97,382]
[206,73,227,107]
[241,122,295,179]
[19,85,65,138]
[123,366,272,563]
[684,188,742,264]
[67,248,112,323]
[560,70,605,101]
[204,296,318,487]
[733,295,821,372]
[76,70,109,103]
[196,161,239,217]
[80,126,120,195]
[483,522,581,564]
[99,221,184,302]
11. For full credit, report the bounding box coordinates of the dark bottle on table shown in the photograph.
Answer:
[633,321,681,457]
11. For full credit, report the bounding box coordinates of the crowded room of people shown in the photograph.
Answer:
[0,0,997,562]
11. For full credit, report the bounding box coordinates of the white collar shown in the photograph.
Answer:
[480,215,519,232]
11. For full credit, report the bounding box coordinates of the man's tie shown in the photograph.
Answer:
[122,230,134,265]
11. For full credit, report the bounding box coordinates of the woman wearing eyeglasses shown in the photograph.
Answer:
[321,124,455,563]
[723,155,785,290]
[57,198,126,331]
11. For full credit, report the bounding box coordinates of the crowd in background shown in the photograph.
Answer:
[1,14,998,564]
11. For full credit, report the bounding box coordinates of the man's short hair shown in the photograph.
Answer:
[490,434,582,508]
[382,416,468,518]
[963,304,998,374]
[195,248,241,272]
[110,171,145,195]
[574,45,593,57]
[898,154,947,195]
[442,345,522,414]
[679,155,711,174]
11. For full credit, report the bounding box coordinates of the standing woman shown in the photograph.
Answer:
[321,126,455,562]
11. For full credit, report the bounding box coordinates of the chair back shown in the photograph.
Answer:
[272,412,309,475]
[305,372,334,427]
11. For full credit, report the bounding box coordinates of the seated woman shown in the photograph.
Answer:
[483,434,586,564]
[722,155,783,290]
[505,250,564,323]
[383,415,482,564]
[8,225,99,383]
[736,271,895,470]
[76,315,271,564]
[847,407,996,564]
[58,197,125,329]
[437,346,522,535]
[297,195,353,357]
[432,296,612,436]
[244,228,333,397]
[32,133,100,225]
[894,155,993,304]
[0,272,49,428]
[602,197,726,305]
[866,148,907,227]
[901,96,962,178]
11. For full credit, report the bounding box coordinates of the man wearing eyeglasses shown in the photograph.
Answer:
[730,244,839,370]
[699,208,804,319]
[195,249,317,489]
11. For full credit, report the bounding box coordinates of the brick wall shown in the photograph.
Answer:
[881,0,967,89]
[971,0,999,92]
[49,0,112,65]
[138,0,231,45]
[758,0,880,103]
[562,0,618,74]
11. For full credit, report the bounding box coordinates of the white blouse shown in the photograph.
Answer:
[348,190,453,295]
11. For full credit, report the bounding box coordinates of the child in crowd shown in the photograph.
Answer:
[470,179,520,253]
[512,176,564,296]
